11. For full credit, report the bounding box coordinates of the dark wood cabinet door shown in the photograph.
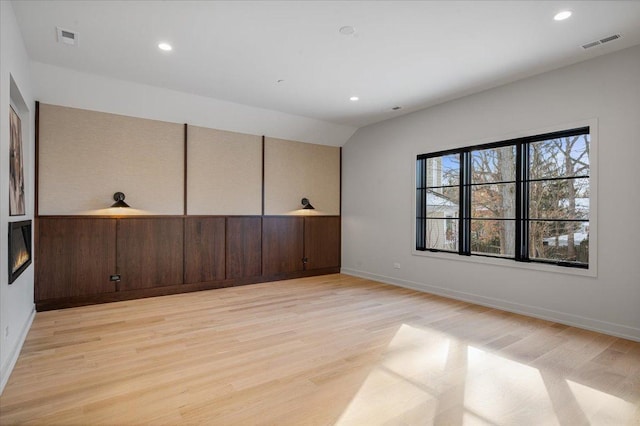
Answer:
[262,216,304,276]
[226,217,262,279]
[304,216,341,270]
[36,218,116,300]
[185,217,225,283]
[117,218,184,290]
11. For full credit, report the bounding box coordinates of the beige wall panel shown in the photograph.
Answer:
[264,137,340,215]
[39,104,183,215]
[187,126,262,215]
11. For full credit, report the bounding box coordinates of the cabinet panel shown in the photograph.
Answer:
[185,217,225,283]
[262,217,304,276]
[227,217,262,279]
[117,218,184,290]
[304,216,341,270]
[36,218,116,300]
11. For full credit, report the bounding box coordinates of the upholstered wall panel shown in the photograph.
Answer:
[38,104,183,215]
[264,137,340,215]
[187,126,261,215]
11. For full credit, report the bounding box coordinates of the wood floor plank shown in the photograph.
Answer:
[1,274,639,425]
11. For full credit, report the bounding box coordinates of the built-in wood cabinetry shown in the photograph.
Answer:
[184,217,226,284]
[35,103,342,311]
[261,216,340,276]
[36,218,116,300]
[35,215,339,310]
[226,217,262,280]
[304,216,341,271]
[262,217,304,276]
[117,218,184,290]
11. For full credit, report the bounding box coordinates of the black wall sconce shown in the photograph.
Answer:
[301,197,315,210]
[111,192,131,208]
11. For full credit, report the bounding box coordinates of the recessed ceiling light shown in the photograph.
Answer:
[339,26,356,35]
[554,10,572,21]
[158,42,172,51]
[349,96,359,101]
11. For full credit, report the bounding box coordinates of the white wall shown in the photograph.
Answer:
[0,1,36,393]
[342,45,640,341]
[31,62,356,147]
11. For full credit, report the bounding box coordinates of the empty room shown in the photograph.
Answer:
[1,1,639,424]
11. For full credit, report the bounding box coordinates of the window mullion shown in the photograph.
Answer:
[516,142,529,261]
[460,151,471,255]
[522,143,530,260]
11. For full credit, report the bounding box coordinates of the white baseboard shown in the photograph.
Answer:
[341,268,640,342]
[1,305,36,394]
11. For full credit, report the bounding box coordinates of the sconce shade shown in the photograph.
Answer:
[301,197,315,210]
[111,192,130,208]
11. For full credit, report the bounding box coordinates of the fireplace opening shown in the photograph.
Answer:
[9,220,32,284]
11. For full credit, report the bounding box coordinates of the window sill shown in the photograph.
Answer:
[411,249,597,278]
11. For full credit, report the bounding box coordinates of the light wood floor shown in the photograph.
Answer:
[1,274,639,425]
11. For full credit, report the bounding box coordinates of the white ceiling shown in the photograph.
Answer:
[11,1,640,128]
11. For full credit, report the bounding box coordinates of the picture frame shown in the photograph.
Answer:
[9,105,25,216]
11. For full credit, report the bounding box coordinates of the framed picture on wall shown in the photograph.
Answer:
[9,105,26,216]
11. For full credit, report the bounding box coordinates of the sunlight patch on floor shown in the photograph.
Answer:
[333,323,638,425]
[335,324,452,425]
[567,379,637,424]
[464,346,558,425]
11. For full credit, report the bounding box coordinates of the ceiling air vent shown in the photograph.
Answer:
[581,41,601,50]
[581,34,621,50]
[56,27,78,46]
[600,34,621,44]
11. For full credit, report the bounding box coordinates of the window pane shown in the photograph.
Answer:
[471,183,515,218]
[529,221,589,264]
[425,218,458,251]
[470,219,516,257]
[427,154,460,187]
[471,145,516,183]
[426,188,459,218]
[529,178,589,220]
[529,134,590,179]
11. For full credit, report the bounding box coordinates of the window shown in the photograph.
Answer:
[416,154,460,251]
[470,145,517,257]
[416,127,590,268]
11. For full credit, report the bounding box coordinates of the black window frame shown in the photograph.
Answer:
[416,126,590,269]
